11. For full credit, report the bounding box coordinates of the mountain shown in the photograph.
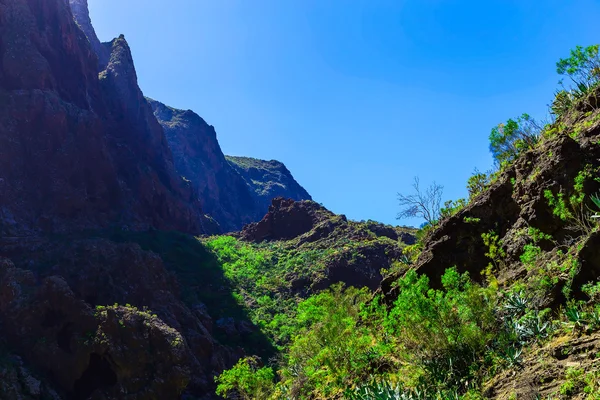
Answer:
[0,0,206,236]
[0,197,415,399]
[3,0,600,399]
[226,156,312,215]
[148,100,310,232]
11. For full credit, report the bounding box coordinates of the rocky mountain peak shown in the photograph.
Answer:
[69,0,109,68]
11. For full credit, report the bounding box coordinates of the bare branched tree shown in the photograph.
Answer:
[397,177,444,225]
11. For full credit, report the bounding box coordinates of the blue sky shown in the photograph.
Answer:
[89,0,600,226]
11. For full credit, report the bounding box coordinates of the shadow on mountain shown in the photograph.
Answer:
[107,229,276,358]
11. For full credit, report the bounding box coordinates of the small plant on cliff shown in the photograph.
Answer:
[489,114,541,166]
[397,177,443,226]
[467,169,493,201]
[544,166,599,234]
[440,198,468,220]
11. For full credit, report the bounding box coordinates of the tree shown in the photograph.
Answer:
[556,44,600,91]
[489,113,541,166]
[552,45,600,117]
[397,177,443,226]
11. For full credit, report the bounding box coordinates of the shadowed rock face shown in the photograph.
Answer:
[68,0,109,68]
[66,0,313,233]
[149,100,312,232]
[0,0,206,235]
[0,237,247,399]
[0,0,315,398]
[149,99,261,232]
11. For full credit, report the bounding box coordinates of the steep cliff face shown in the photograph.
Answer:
[150,100,312,231]
[227,156,312,217]
[149,99,260,232]
[0,0,205,235]
[68,0,108,68]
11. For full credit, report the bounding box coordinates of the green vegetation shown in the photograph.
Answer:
[489,113,541,166]
[544,166,600,234]
[552,44,600,118]
[210,44,600,400]
[467,169,493,201]
[215,357,275,400]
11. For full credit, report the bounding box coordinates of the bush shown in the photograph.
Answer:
[467,169,492,201]
[489,114,541,166]
[384,268,498,391]
[275,285,380,399]
[215,357,275,400]
[552,45,600,118]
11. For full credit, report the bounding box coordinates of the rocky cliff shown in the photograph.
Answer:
[0,0,207,235]
[0,0,315,398]
[227,156,312,215]
[148,100,311,232]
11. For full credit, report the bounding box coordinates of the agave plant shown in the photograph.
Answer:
[503,291,530,317]
[565,303,587,327]
[500,346,523,368]
[347,381,430,400]
[591,193,600,220]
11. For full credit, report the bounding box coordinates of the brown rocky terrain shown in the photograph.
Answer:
[236,197,415,294]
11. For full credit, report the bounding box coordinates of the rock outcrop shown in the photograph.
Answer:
[0,237,248,399]
[238,198,416,293]
[239,197,333,242]
[227,156,312,216]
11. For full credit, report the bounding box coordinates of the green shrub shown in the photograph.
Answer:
[467,169,492,201]
[557,45,600,93]
[440,198,468,220]
[552,45,600,118]
[215,357,275,399]
[544,166,599,233]
[384,268,498,391]
[275,285,380,399]
[489,114,541,166]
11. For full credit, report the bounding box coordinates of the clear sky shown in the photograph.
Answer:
[89,0,600,226]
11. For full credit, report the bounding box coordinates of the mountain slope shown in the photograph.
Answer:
[0,0,206,235]
[227,155,312,215]
[149,99,260,232]
[148,100,312,232]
